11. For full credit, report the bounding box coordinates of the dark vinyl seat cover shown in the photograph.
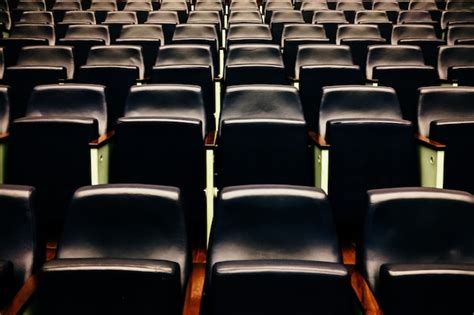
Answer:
[418,86,474,193]
[102,11,138,41]
[17,11,54,24]
[145,11,179,45]
[38,184,191,315]
[269,10,305,45]
[77,45,144,129]
[227,24,273,46]
[319,86,419,232]
[359,187,474,315]
[111,84,207,240]
[4,46,74,119]
[205,185,354,315]
[296,44,363,131]
[366,45,438,124]
[151,44,215,131]
[228,10,263,24]
[438,45,474,85]
[225,44,286,85]
[312,10,349,43]
[217,85,313,188]
[447,25,474,45]
[441,11,474,31]
[6,84,107,237]
[56,11,97,38]
[0,185,39,307]
[354,10,392,41]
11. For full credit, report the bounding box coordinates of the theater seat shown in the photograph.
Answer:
[145,11,179,44]
[6,84,108,240]
[447,24,474,45]
[359,187,474,315]
[102,11,138,42]
[205,185,355,315]
[227,24,273,47]
[56,11,96,38]
[269,10,305,45]
[38,184,190,315]
[312,10,348,43]
[437,45,474,85]
[300,1,328,23]
[372,1,400,23]
[159,1,188,23]
[88,1,117,24]
[354,10,392,41]
[17,11,54,24]
[0,185,39,308]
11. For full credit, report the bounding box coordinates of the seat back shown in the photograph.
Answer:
[437,45,474,83]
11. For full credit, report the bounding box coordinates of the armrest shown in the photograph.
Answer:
[89,130,115,148]
[205,131,216,149]
[415,133,446,150]
[2,275,38,315]
[308,131,330,149]
[350,269,383,315]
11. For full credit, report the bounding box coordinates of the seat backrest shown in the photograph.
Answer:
[446,0,474,11]
[391,24,439,43]
[355,10,390,23]
[226,43,283,66]
[366,45,426,80]
[0,86,9,133]
[52,1,81,10]
[61,11,96,23]
[270,10,305,24]
[10,24,55,45]
[64,25,110,44]
[409,1,438,11]
[437,45,474,81]
[146,11,179,23]
[336,24,382,43]
[313,10,348,23]
[447,25,474,45]
[86,45,145,80]
[319,85,402,138]
[417,86,474,137]
[15,1,46,10]
[124,84,206,136]
[154,44,213,69]
[88,1,117,10]
[295,44,354,77]
[208,185,342,269]
[372,1,400,10]
[119,24,164,41]
[398,10,433,23]
[26,84,107,135]
[0,185,38,295]
[359,187,474,293]
[336,0,364,11]
[441,11,474,30]
[103,11,138,24]
[282,24,327,40]
[57,184,190,287]
[15,46,75,80]
[18,11,53,24]
[124,1,152,10]
[227,24,272,45]
[172,23,218,42]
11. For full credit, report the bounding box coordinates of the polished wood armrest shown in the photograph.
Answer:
[89,131,115,148]
[0,132,9,143]
[308,131,330,149]
[205,131,216,149]
[415,134,446,150]
[2,275,38,315]
[350,269,384,315]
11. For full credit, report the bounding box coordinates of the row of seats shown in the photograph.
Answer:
[0,83,472,243]
[1,183,472,314]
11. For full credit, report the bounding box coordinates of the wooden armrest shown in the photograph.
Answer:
[308,131,330,149]
[205,131,216,149]
[0,132,9,142]
[415,134,446,150]
[89,131,115,148]
[2,275,38,315]
[350,270,383,315]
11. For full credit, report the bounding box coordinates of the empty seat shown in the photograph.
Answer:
[116,25,165,77]
[17,11,54,24]
[225,44,286,85]
[0,185,40,308]
[229,1,259,12]
[355,10,393,41]
[77,45,143,129]
[56,11,96,38]
[145,11,179,44]
[317,86,419,234]
[227,24,273,46]
[38,184,191,315]
[282,24,329,78]
[152,44,215,131]
[228,10,263,24]
[88,1,117,23]
[187,11,222,38]
[447,24,474,45]
[123,1,152,23]
[438,45,474,85]
[446,0,474,11]
[391,24,444,66]
[418,87,474,193]
[102,11,138,42]
[12,2,46,22]
[300,1,328,23]
[205,185,355,315]
[4,46,74,119]
[312,10,349,43]
[270,10,305,45]
[408,0,441,22]
[51,0,81,22]
[336,24,386,70]
[359,187,474,315]
[336,0,365,23]
[441,11,474,32]
[111,84,207,242]
[6,84,107,238]
[217,85,312,187]
[264,2,293,23]
[172,24,219,77]
[366,45,438,124]
[159,1,188,23]
[372,0,400,23]
[296,44,363,130]
[194,2,224,24]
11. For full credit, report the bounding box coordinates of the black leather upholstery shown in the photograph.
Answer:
[0,185,39,306]
[418,86,474,193]
[367,45,438,124]
[269,10,304,45]
[205,185,354,315]
[6,84,106,237]
[225,44,286,85]
[296,44,363,131]
[38,184,190,315]
[447,25,474,45]
[319,86,419,233]
[437,45,474,85]
[0,86,9,133]
[217,85,312,187]
[359,187,474,315]
[152,44,215,131]
[227,24,273,46]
